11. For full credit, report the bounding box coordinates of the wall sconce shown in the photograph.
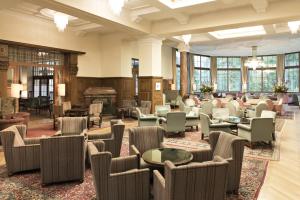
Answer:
[58,84,66,96]
[171,84,176,90]
[11,83,21,98]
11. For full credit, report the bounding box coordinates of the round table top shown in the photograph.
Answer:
[142,148,193,166]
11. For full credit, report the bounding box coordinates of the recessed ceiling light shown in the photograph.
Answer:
[159,0,215,9]
[209,26,266,39]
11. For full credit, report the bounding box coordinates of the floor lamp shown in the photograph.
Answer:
[58,83,65,106]
[11,83,21,113]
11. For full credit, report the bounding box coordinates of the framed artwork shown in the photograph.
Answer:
[155,82,161,91]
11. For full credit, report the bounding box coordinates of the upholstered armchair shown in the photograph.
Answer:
[247,101,268,118]
[131,100,152,118]
[170,95,182,108]
[179,100,192,114]
[153,157,229,200]
[89,102,103,127]
[56,117,88,136]
[88,141,150,200]
[190,131,247,193]
[185,107,201,130]
[238,118,274,146]
[200,101,213,116]
[200,112,234,139]
[273,98,283,115]
[212,108,230,120]
[160,112,186,135]
[226,100,243,117]
[88,120,125,158]
[0,125,41,175]
[119,99,137,117]
[129,126,165,168]
[212,98,222,108]
[261,110,276,140]
[40,135,85,185]
[155,105,171,117]
[135,107,158,127]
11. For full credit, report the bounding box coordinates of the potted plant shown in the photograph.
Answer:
[200,84,214,99]
[273,84,288,100]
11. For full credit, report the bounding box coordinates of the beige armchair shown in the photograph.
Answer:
[0,125,41,175]
[129,126,165,168]
[40,135,85,185]
[88,120,125,158]
[131,100,152,118]
[160,112,186,135]
[88,141,150,200]
[200,101,213,116]
[200,113,234,139]
[155,105,171,117]
[226,100,243,117]
[261,110,276,140]
[89,102,103,127]
[56,117,88,136]
[153,157,229,200]
[247,101,268,118]
[136,107,158,127]
[190,131,247,193]
[238,118,274,146]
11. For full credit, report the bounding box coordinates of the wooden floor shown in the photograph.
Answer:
[0,108,300,199]
[258,107,300,200]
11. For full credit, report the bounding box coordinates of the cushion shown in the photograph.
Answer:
[4,126,25,147]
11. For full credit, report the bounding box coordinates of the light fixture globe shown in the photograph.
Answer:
[54,12,69,32]
[245,46,264,70]
[108,0,127,15]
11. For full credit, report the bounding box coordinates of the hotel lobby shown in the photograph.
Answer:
[0,0,300,199]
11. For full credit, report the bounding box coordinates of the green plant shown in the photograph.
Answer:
[273,84,288,93]
[200,84,214,93]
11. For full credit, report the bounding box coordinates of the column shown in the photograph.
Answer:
[64,53,79,104]
[177,42,189,97]
[0,44,9,97]
[138,37,163,113]
[277,54,285,85]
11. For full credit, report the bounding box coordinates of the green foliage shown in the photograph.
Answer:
[273,84,288,93]
[200,84,214,93]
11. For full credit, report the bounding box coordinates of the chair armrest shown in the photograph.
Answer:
[54,131,62,136]
[24,137,41,145]
[159,117,167,123]
[111,155,139,173]
[237,124,251,131]
[189,149,213,162]
[15,124,27,139]
[153,170,165,200]
[129,145,141,169]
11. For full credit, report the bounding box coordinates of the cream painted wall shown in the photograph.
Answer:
[161,45,173,79]
[0,10,102,77]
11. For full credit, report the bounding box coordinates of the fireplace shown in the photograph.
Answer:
[83,87,117,115]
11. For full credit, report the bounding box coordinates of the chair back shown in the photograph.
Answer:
[164,157,229,200]
[140,100,151,114]
[165,112,186,132]
[201,101,213,115]
[185,98,195,107]
[129,126,164,155]
[199,112,211,135]
[255,101,268,117]
[89,102,103,116]
[251,118,273,134]
[265,99,274,111]
[212,108,229,120]
[62,101,71,114]
[261,110,276,120]
[58,117,87,135]
[110,121,125,157]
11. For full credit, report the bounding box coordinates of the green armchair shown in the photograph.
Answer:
[160,112,186,135]
[136,107,158,127]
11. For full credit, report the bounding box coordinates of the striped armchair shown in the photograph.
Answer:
[40,135,85,185]
[56,117,88,136]
[129,126,165,168]
[190,131,247,193]
[89,102,103,128]
[0,125,41,175]
[153,157,229,200]
[88,141,150,200]
[87,119,125,158]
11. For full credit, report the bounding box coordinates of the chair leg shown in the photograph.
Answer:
[201,133,204,140]
[196,126,199,131]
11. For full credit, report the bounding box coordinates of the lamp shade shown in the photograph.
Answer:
[192,83,197,91]
[11,84,21,98]
[21,91,28,99]
[171,84,176,90]
[58,84,65,96]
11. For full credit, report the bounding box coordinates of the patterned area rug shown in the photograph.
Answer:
[277,111,295,120]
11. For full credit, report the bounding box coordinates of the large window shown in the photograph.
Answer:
[193,55,211,91]
[248,56,277,92]
[176,50,180,90]
[216,57,241,92]
[285,53,299,92]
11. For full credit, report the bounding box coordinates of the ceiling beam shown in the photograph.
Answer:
[151,0,300,36]
[251,0,268,13]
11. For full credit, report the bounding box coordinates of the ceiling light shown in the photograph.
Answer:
[108,0,128,15]
[245,46,264,71]
[159,0,215,9]
[209,26,266,39]
[288,21,300,34]
[182,34,192,45]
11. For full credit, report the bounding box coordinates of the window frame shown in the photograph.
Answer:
[284,52,300,93]
[193,54,211,91]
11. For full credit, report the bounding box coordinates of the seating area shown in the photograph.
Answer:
[1,0,300,199]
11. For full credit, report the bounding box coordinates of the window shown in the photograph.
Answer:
[248,56,277,92]
[216,57,241,92]
[176,50,180,90]
[32,66,54,99]
[193,55,211,91]
[285,53,299,92]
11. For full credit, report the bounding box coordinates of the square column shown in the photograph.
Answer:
[177,42,190,97]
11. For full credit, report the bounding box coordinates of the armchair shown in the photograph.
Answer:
[185,107,201,130]
[88,141,150,200]
[40,135,85,185]
[129,126,165,168]
[88,120,125,157]
[261,110,276,141]
[200,101,213,116]
[226,100,243,117]
[155,105,171,117]
[200,112,234,139]
[179,100,192,114]
[238,118,273,146]
[119,99,137,117]
[56,117,88,136]
[131,100,151,119]
[89,102,103,128]
[247,101,268,118]
[153,157,229,200]
[190,131,247,193]
[160,112,186,135]
[0,125,40,175]
[136,107,158,127]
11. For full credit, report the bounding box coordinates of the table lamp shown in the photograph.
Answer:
[11,83,21,113]
[58,83,65,106]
